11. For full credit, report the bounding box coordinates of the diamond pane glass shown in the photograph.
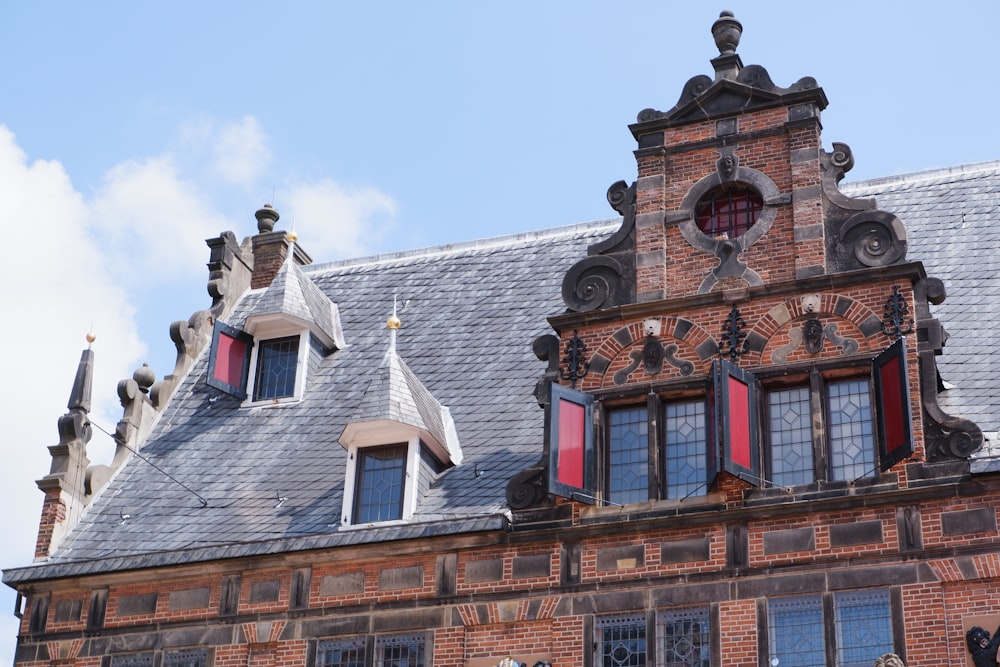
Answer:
[164,651,208,667]
[658,607,710,667]
[767,387,813,487]
[597,614,646,667]
[768,595,825,667]
[664,401,707,499]
[608,408,649,505]
[376,633,425,667]
[834,589,892,667]
[354,445,407,523]
[253,336,300,400]
[317,637,367,667]
[111,655,154,667]
[828,380,874,481]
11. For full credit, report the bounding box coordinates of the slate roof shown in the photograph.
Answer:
[6,161,1000,584]
[246,247,346,349]
[842,160,1000,436]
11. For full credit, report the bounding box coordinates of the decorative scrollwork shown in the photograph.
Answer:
[505,466,547,510]
[561,255,626,312]
[664,343,695,375]
[720,304,749,362]
[829,141,855,173]
[559,330,590,389]
[882,285,914,339]
[642,337,664,374]
[839,210,907,268]
[613,349,642,386]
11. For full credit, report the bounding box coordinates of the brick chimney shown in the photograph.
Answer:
[251,204,312,289]
[35,343,94,559]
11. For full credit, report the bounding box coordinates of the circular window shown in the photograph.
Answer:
[695,183,763,239]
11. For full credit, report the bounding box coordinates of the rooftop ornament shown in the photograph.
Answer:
[712,9,742,55]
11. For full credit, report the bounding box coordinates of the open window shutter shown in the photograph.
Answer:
[712,358,761,485]
[206,320,253,398]
[548,383,596,504]
[873,337,913,470]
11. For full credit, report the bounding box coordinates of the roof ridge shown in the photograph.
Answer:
[843,160,1000,191]
[305,218,619,273]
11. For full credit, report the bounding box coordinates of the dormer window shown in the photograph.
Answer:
[353,444,407,523]
[250,335,300,401]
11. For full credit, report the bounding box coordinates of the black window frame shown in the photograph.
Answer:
[312,633,428,667]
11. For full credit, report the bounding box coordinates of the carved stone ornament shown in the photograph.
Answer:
[839,210,908,269]
[873,655,906,667]
[966,626,1000,667]
[802,317,824,354]
[562,181,637,312]
[912,277,983,461]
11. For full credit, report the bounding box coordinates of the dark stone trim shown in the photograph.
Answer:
[87,588,108,630]
[829,520,883,548]
[248,580,280,604]
[378,566,424,591]
[464,559,503,584]
[660,538,710,564]
[319,572,364,596]
[941,508,997,536]
[512,554,551,579]
[219,575,240,617]
[436,554,457,597]
[54,598,83,624]
[762,527,814,555]
[118,593,158,617]
[291,568,311,610]
[168,587,210,612]
[596,545,645,571]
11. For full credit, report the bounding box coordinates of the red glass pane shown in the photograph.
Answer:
[727,376,751,469]
[213,332,247,387]
[556,398,585,487]
[878,355,906,454]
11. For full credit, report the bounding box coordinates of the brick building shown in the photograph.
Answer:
[5,11,1000,667]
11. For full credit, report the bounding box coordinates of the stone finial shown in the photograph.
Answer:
[133,363,155,394]
[255,204,280,233]
[712,10,742,55]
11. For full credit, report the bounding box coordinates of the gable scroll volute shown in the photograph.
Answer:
[561,181,638,312]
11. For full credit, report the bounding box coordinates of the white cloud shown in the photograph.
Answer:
[286,178,398,259]
[0,125,148,659]
[0,117,398,663]
[90,155,234,281]
[210,115,271,186]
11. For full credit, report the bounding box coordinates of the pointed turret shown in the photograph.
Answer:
[34,336,96,559]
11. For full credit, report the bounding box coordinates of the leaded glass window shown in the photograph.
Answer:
[657,607,710,667]
[164,650,208,667]
[375,633,425,667]
[253,336,300,400]
[768,595,825,667]
[834,589,893,667]
[317,637,367,667]
[766,387,813,487]
[111,655,154,667]
[597,614,646,667]
[828,380,874,481]
[608,408,649,505]
[354,445,407,523]
[664,400,707,499]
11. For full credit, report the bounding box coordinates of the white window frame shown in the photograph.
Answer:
[242,329,310,408]
[341,433,422,529]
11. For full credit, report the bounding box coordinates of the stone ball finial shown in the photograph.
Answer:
[712,10,742,55]
[255,203,280,233]
[133,363,156,394]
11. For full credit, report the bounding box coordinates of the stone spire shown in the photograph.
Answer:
[34,337,96,559]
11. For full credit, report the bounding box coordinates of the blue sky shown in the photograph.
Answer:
[1,1,998,661]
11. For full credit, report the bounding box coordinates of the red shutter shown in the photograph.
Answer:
[712,358,761,485]
[548,383,596,503]
[873,337,913,470]
[207,320,253,398]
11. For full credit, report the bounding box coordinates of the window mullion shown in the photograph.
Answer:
[647,393,661,501]
[822,592,836,667]
[809,370,827,483]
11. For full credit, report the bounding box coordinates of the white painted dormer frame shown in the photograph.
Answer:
[241,314,311,407]
[340,432,423,529]
[242,331,309,407]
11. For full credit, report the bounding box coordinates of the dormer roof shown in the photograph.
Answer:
[340,340,462,466]
[244,245,347,349]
